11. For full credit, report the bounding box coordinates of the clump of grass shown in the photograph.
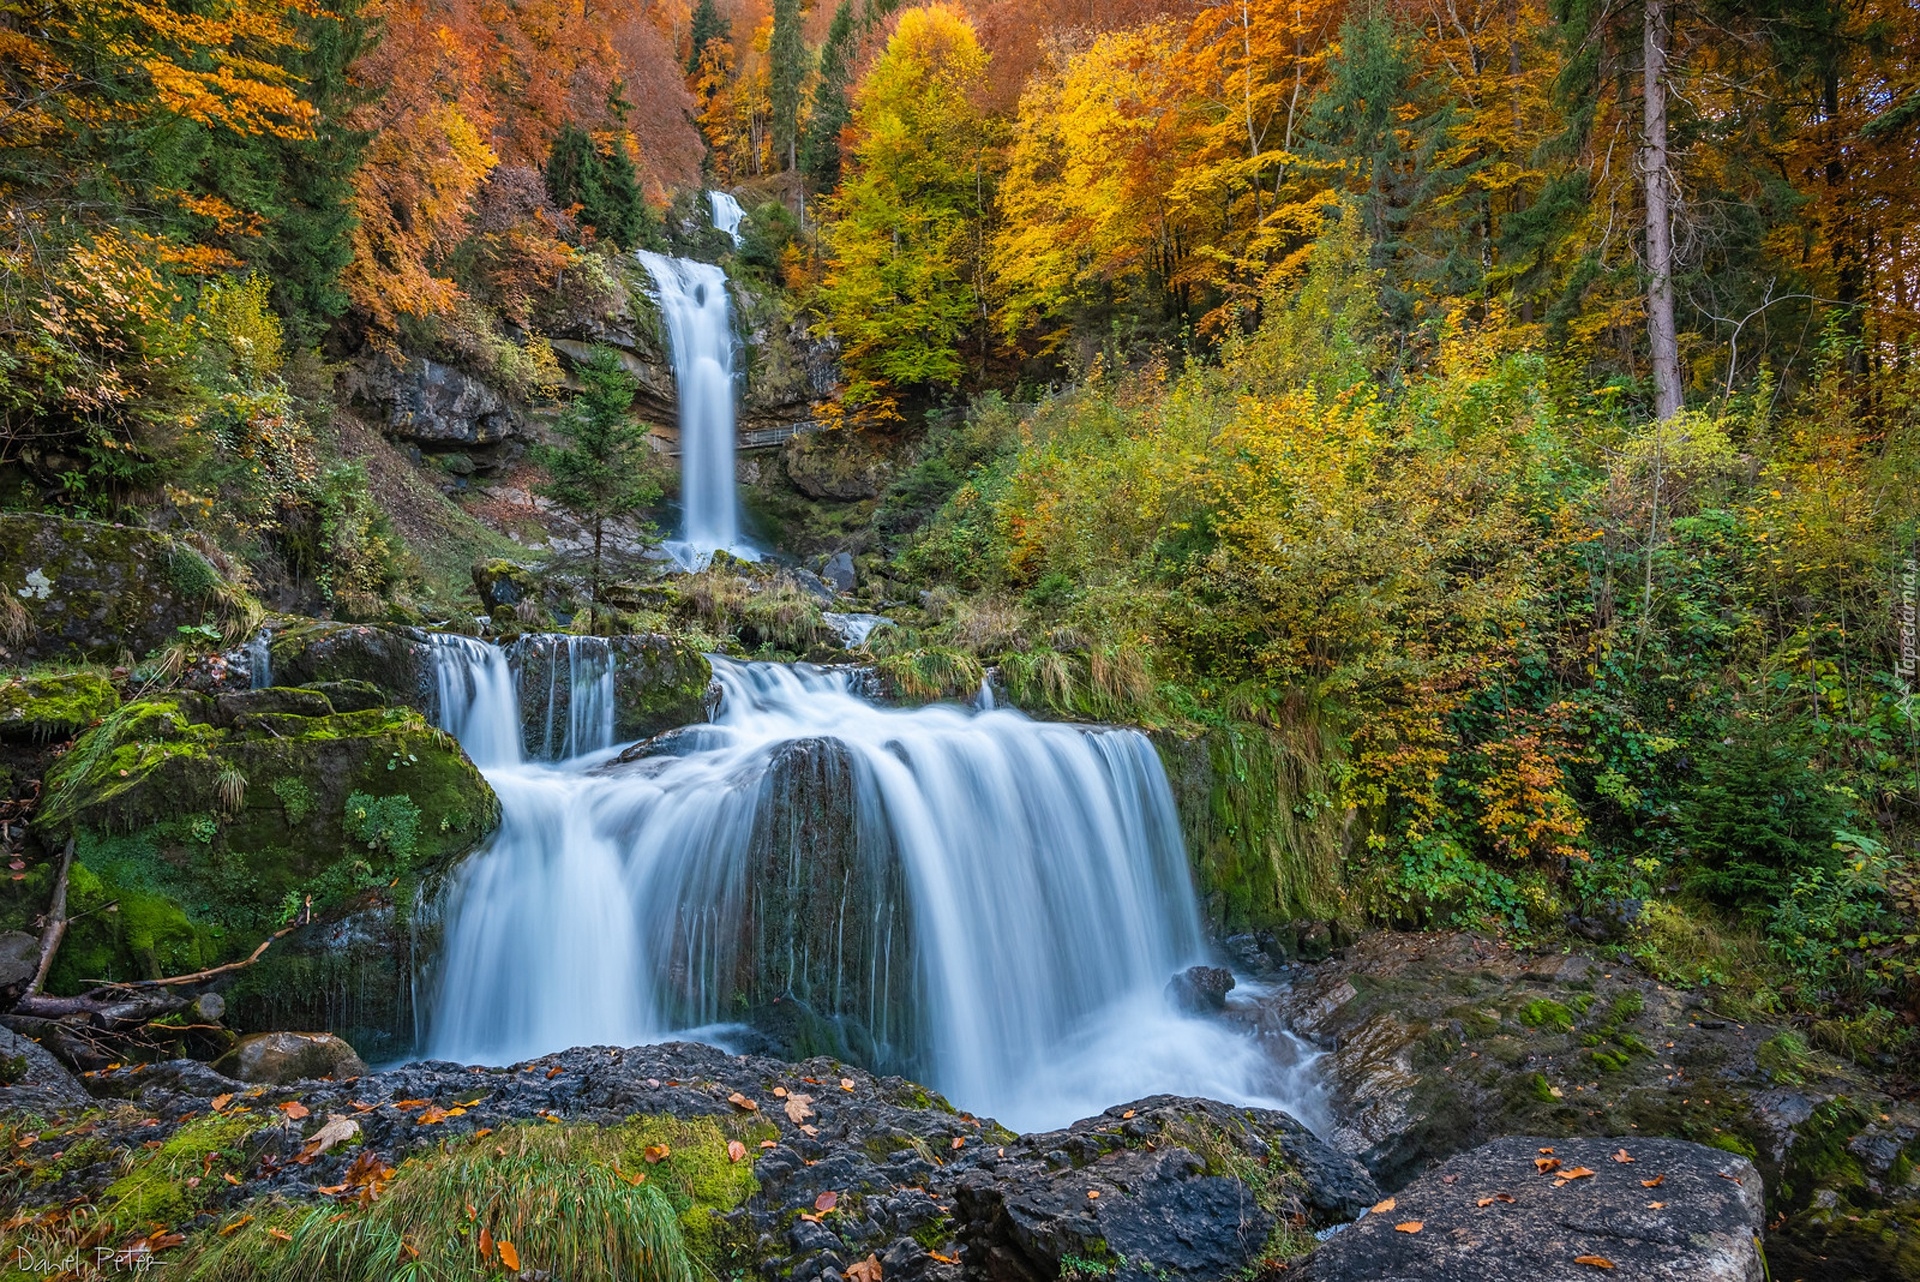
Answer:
[215,767,248,815]
[182,1124,703,1282]
[874,646,985,702]
[0,593,35,647]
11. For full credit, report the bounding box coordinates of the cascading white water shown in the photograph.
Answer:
[636,250,756,570]
[420,637,1324,1133]
[708,190,745,245]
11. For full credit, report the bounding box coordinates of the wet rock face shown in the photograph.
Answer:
[346,354,521,460]
[0,515,241,664]
[510,632,713,750]
[267,620,433,711]
[784,430,896,501]
[1239,931,1920,1280]
[1301,1135,1765,1281]
[40,1043,1364,1282]
[1165,965,1235,1013]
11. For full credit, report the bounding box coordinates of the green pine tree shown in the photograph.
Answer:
[534,346,661,629]
[545,126,650,250]
[769,0,810,172]
[687,0,728,73]
[801,0,857,188]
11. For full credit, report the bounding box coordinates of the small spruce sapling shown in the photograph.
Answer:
[534,346,660,629]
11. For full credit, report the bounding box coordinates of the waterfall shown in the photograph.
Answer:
[708,191,745,245]
[245,627,273,690]
[636,251,755,570]
[419,636,1323,1133]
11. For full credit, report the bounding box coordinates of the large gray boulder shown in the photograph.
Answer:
[224,1030,368,1085]
[1298,1135,1765,1281]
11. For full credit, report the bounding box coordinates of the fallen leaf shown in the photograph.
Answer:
[1574,1256,1615,1269]
[1495,1193,1516,1203]
[478,1226,494,1261]
[1372,1197,1397,1214]
[784,1094,815,1124]
[267,1228,293,1243]
[1536,1157,1562,1173]
[415,1107,450,1126]
[1647,1201,1667,1209]
[644,1144,672,1164]
[1642,1174,1666,1188]
[772,1086,789,1097]
[1562,1167,1597,1180]
[210,1094,234,1112]
[223,1173,242,1186]
[846,1254,882,1282]
[1538,1147,1554,1154]
[728,1141,748,1163]
[1087,1190,1100,1200]
[1612,1149,1634,1163]
[1121,1110,1135,1119]
[498,1239,520,1270]
[296,1115,361,1164]
[840,1078,856,1092]
[217,1215,253,1236]
[474,1128,493,1139]
[392,1099,429,1111]
[728,1092,758,1112]
[800,1212,823,1224]
[930,1251,959,1264]
[759,1140,778,1149]
[950,1137,965,1150]
[1476,1197,1495,1207]
[801,1124,819,1137]
[1394,1221,1423,1234]
[277,1101,310,1121]
[1442,1174,1458,1184]
[816,1190,840,1212]
[1719,1172,1744,1185]
[546,1066,563,1080]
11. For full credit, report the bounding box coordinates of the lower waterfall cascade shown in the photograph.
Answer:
[418,635,1325,1134]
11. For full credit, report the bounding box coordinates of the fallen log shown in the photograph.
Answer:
[24,837,74,997]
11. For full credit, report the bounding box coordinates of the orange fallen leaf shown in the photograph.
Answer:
[1719,1172,1744,1185]
[784,1094,815,1124]
[840,1078,856,1092]
[759,1140,778,1149]
[1121,1110,1135,1119]
[474,1128,493,1139]
[1476,1197,1495,1207]
[950,1137,965,1150]
[816,1191,839,1212]
[1536,1157,1562,1173]
[267,1228,293,1243]
[210,1094,234,1112]
[772,1086,789,1097]
[1612,1149,1634,1163]
[1647,1201,1667,1209]
[1494,1193,1516,1203]
[728,1092,758,1112]
[277,1101,310,1120]
[799,1212,823,1224]
[644,1144,672,1164]
[1562,1167,1597,1180]
[930,1251,959,1264]
[350,1101,378,1113]
[846,1254,882,1282]
[1372,1197,1396,1214]
[1642,1174,1666,1188]
[1538,1147,1554,1154]
[728,1140,748,1163]
[223,1173,242,1186]
[1574,1256,1615,1269]
[1087,1190,1100,1200]
[498,1239,520,1270]
[416,1107,449,1126]
[217,1215,253,1236]
[1394,1221,1423,1234]
[392,1099,429,1111]
[546,1066,563,1080]
[478,1226,494,1261]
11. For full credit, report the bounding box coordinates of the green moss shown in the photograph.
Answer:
[1704,1131,1759,1160]
[101,1112,266,1231]
[613,1114,771,1268]
[1528,1072,1557,1103]
[0,670,119,741]
[1518,999,1574,1032]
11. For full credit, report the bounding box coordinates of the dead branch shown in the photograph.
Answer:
[24,837,74,998]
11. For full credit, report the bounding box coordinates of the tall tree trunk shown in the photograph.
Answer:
[1642,0,1682,420]
[591,518,604,633]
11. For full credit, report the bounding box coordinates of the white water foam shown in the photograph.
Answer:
[420,639,1324,1134]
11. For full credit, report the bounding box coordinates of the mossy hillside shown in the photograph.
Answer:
[11,691,497,988]
[0,670,119,741]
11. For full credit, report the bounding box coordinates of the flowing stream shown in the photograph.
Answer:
[418,637,1324,1133]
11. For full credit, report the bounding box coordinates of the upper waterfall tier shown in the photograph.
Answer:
[636,251,756,570]
[417,637,1325,1133]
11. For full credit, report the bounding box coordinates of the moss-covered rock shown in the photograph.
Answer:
[0,669,119,741]
[266,620,432,710]
[512,633,712,752]
[7,689,497,998]
[0,514,245,663]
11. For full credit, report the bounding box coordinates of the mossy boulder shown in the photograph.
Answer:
[267,619,432,710]
[0,669,119,741]
[0,514,242,663]
[8,688,498,998]
[511,633,712,754]
[472,559,541,613]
